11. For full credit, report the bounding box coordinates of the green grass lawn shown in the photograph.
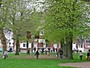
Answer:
[0,59,74,68]
[0,52,89,68]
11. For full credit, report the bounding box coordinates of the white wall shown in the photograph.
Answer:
[20,42,32,48]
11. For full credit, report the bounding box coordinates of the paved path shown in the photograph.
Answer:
[60,62,90,68]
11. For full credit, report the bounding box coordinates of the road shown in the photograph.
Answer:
[60,62,90,68]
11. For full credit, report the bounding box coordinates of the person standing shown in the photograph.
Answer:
[3,51,8,59]
[59,48,63,59]
[41,48,44,54]
[87,49,90,60]
[79,50,83,60]
[35,50,39,59]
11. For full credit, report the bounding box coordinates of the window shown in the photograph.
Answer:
[86,40,90,43]
[23,44,26,47]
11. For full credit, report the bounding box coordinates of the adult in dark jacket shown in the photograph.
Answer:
[35,50,39,59]
[87,49,90,60]
[59,48,63,59]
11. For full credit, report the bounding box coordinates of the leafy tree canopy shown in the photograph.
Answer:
[43,0,90,42]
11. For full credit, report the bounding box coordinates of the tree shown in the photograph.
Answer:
[0,0,27,55]
[0,0,47,55]
[0,0,10,54]
[43,0,90,59]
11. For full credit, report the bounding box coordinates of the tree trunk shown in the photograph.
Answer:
[61,32,73,59]
[0,0,2,7]
[0,0,6,54]
[15,35,19,55]
[66,32,73,59]
[61,38,68,58]
[26,40,30,54]
[0,29,7,54]
[61,39,71,59]
[64,43,68,58]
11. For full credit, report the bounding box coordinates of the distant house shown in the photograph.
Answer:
[72,39,90,52]
[84,40,90,50]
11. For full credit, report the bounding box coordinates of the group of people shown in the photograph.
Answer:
[2,50,40,59]
[2,48,90,60]
[35,48,90,60]
[79,49,90,60]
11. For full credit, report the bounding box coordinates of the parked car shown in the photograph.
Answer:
[0,48,2,52]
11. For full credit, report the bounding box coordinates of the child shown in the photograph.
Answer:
[79,50,83,60]
[3,51,8,59]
